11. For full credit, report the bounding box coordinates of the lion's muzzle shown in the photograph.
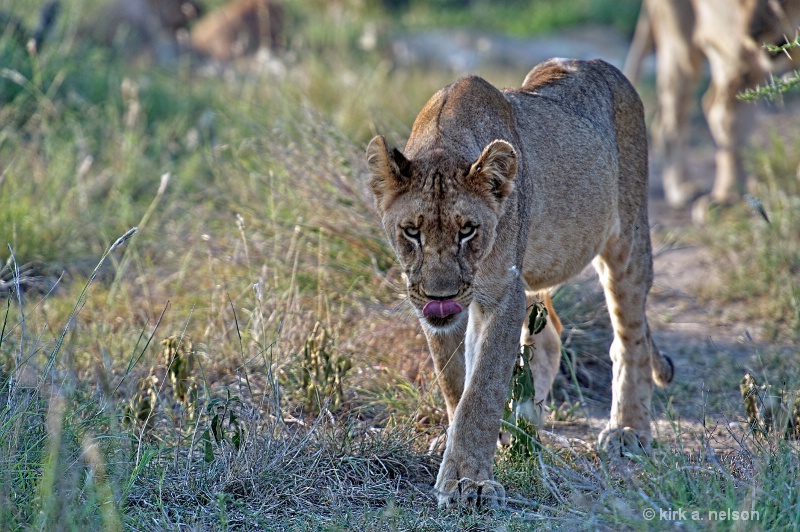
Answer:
[422,300,463,318]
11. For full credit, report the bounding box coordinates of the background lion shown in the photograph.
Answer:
[624,0,800,217]
[190,0,283,61]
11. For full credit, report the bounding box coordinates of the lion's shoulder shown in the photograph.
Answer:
[406,75,515,156]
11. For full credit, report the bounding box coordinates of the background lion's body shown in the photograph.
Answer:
[625,0,800,212]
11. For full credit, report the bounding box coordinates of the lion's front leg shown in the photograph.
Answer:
[423,318,467,424]
[434,287,524,509]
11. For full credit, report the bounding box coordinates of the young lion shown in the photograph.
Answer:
[366,58,674,509]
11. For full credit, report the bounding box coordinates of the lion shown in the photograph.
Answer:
[189,0,283,61]
[366,58,674,508]
[624,0,800,213]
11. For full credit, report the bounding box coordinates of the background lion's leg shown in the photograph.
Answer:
[423,320,467,424]
[687,0,770,222]
[701,67,755,205]
[515,290,562,427]
[649,0,703,207]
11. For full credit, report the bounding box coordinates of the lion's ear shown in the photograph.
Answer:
[467,139,517,207]
[366,135,411,212]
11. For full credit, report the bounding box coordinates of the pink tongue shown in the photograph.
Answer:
[422,300,463,318]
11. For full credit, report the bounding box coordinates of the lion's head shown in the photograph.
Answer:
[366,135,518,330]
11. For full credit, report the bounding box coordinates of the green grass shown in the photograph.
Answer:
[398,0,641,37]
[1,0,800,529]
[700,131,800,339]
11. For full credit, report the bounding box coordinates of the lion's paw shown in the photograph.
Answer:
[598,426,650,457]
[665,182,702,209]
[436,478,507,509]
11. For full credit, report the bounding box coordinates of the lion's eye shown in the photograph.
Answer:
[458,224,476,240]
[403,226,420,240]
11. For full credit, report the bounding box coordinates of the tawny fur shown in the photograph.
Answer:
[624,0,800,212]
[367,59,674,509]
[190,0,283,61]
[514,290,562,428]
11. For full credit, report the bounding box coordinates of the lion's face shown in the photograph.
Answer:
[366,136,518,330]
[382,184,498,330]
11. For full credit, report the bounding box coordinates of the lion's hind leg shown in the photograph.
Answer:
[591,57,674,455]
[515,290,562,427]
[593,225,673,455]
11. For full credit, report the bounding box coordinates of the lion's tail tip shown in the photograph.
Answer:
[652,351,674,387]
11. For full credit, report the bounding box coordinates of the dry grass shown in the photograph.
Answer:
[2,0,800,529]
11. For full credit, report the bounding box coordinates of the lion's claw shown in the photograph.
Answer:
[436,477,506,509]
[598,426,649,456]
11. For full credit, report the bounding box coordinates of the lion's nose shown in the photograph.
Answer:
[419,273,460,301]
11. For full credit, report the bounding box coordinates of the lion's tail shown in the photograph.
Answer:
[650,337,674,387]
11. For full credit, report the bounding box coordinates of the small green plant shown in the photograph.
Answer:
[202,390,245,463]
[738,37,800,101]
[122,371,158,438]
[502,300,548,455]
[161,335,198,419]
[740,373,800,439]
[298,322,352,414]
[549,400,582,422]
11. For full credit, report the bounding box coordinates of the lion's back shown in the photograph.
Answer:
[512,58,641,139]
[507,59,649,287]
